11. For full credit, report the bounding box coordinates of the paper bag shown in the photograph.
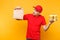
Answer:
[13,7,24,19]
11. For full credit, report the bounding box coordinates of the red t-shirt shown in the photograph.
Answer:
[23,14,46,40]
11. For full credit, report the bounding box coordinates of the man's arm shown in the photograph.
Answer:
[16,14,28,20]
[43,20,54,31]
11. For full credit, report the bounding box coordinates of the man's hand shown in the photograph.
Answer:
[49,19,54,25]
[16,19,23,20]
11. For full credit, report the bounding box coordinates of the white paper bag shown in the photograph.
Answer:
[13,7,24,19]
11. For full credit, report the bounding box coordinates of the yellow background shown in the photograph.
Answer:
[0,0,60,40]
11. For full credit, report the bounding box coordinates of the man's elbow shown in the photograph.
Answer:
[44,28,48,32]
[44,28,48,31]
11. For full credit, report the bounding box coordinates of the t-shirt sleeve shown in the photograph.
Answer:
[23,14,28,20]
[41,16,46,25]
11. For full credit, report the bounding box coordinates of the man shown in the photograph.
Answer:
[16,5,54,40]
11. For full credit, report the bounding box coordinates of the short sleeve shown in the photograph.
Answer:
[23,14,28,20]
[41,16,46,25]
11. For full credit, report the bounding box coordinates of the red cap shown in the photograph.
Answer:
[33,5,43,13]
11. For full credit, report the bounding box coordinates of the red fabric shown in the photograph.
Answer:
[33,5,43,13]
[24,14,46,40]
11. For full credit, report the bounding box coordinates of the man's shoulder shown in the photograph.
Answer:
[40,15,44,17]
[39,15,45,19]
[24,14,33,16]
